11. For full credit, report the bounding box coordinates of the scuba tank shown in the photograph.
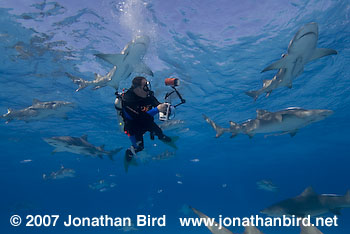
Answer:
[114,92,125,133]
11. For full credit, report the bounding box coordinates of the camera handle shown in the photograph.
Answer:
[164,86,186,108]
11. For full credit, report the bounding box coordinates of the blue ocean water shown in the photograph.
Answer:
[0,0,349,234]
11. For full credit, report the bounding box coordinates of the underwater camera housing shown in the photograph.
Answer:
[159,78,186,121]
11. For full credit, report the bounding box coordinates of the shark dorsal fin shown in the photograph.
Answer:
[7,108,14,113]
[300,187,317,197]
[100,144,105,150]
[94,73,102,79]
[256,109,270,118]
[309,48,337,63]
[33,99,41,105]
[81,134,88,141]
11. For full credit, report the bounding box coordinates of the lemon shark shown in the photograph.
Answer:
[43,135,122,161]
[66,66,116,92]
[95,36,153,90]
[203,107,333,138]
[261,187,350,217]
[1,99,75,124]
[246,22,337,100]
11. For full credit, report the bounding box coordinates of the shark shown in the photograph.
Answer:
[261,187,350,217]
[43,135,122,160]
[95,35,153,90]
[256,180,279,192]
[1,99,75,124]
[66,66,116,92]
[246,22,337,100]
[203,107,333,138]
[89,179,116,192]
[43,165,75,180]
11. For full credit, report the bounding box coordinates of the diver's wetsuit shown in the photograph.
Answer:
[121,89,167,154]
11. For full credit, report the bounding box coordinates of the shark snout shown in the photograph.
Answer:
[296,22,318,40]
[133,35,150,46]
[319,110,333,118]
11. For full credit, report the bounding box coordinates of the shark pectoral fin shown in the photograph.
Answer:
[248,133,254,139]
[230,133,238,138]
[245,90,259,101]
[330,208,342,216]
[98,155,103,159]
[81,135,88,141]
[95,53,125,66]
[134,62,153,76]
[289,130,298,137]
[309,48,338,62]
[266,91,272,98]
[262,55,292,72]
[287,83,293,89]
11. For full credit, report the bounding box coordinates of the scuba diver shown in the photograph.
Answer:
[115,76,173,164]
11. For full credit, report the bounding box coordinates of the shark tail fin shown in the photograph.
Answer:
[43,174,47,180]
[202,114,227,138]
[66,72,90,92]
[108,147,123,161]
[245,90,260,101]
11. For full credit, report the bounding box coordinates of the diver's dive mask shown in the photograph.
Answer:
[143,81,151,92]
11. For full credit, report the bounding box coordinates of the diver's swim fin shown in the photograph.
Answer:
[124,149,138,173]
[160,136,179,149]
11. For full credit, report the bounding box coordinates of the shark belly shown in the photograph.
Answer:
[253,118,305,134]
[108,66,132,90]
